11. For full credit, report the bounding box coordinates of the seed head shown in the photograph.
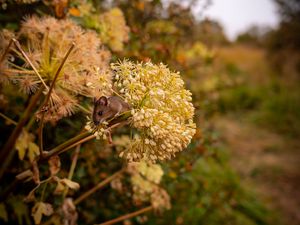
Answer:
[2,16,112,122]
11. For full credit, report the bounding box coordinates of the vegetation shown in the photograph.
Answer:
[0,0,299,225]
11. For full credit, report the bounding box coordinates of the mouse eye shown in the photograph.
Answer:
[98,111,103,116]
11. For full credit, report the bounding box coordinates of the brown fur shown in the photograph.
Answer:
[92,96,130,125]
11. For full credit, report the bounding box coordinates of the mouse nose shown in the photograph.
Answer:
[93,120,99,125]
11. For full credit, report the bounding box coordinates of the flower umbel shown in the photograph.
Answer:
[111,60,196,162]
[98,8,130,52]
[126,161,171,211]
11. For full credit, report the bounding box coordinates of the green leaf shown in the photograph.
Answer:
[8,196,31,225]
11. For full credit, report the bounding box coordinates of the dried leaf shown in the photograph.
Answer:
[32,202,53,225]
[32,161,40,184]
[54,181,65,195]
[48,155,61,176]
[61,179,80,190]
[16,169,33,181]
[61,198,78,225]
[0,203,8,222]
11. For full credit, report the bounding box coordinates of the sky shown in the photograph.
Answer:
[198,0,280,40]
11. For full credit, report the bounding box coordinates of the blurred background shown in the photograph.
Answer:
[0,0,299,224]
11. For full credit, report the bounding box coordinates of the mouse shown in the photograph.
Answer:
[92,96,130,125]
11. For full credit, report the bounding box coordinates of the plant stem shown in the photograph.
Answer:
[56,135,95,156]
[63,144,81,199]
[96,206,153,225]
[38,43,75,156]
[14,113,131,184]
[74,169,124,205]
[38,113,45,156]
[0,38,13,63]
[4,69,35,74]
[43,131,91,160]
[12,131,91,185]
[40,181,48,201]
[0,112,17,126]
[0,87,44,180]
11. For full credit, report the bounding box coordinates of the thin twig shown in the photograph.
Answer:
[42,42,75,109]
[74,169,124,205]
[12,38,49,91]
[63,144,81,199]
[38,113,45,156]
[38,42,75,156]
[96,206,153,225]
[4,69,36,74]
[0,38,13,63]
[0,112,17,126]
[45,132,93,160]
[55,135,94,157]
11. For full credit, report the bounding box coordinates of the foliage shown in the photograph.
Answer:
[0,0,288,225]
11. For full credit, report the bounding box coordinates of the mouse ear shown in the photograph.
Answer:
[99,96,108,106]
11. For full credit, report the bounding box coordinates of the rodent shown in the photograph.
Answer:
[92,96,130,125]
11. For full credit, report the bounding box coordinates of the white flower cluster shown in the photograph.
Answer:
[111,61,196,162]
[126,161,171,211]
[84,117,109,140]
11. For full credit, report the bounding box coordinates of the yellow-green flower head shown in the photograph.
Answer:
[112,60,196,163]
[126,161,171,210]
[98,8,130,52]
[127,161,164,184]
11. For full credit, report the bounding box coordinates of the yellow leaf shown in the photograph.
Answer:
[168,171,177,179]
[28,142,40,162]
[16,130,38,162]
[15,130,29,160]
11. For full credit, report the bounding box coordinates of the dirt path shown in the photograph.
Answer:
[214,117,300,225]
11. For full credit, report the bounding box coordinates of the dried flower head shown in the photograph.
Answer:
[3,16,112,121]
[0,29,15,84]
[111,60,196,163]
[126,161,171,211]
